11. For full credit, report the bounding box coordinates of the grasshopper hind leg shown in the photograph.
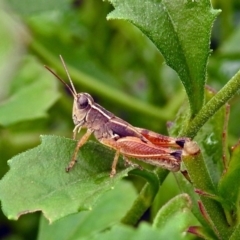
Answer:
[100,138,137,177]
[170,150,182,161]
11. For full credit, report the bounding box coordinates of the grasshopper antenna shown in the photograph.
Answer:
[44,56,77,98]
[44,65,76,98]
[59,55,78,96]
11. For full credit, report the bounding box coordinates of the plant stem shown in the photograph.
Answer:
[184,153,231,239]
[182,69,240,138]
[121,168,168,225]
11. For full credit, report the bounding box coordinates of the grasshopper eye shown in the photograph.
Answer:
[77,95,89,109]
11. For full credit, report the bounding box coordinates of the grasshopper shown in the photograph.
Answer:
[45,56,199,177]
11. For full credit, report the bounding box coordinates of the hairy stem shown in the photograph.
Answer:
[182,69,240,138]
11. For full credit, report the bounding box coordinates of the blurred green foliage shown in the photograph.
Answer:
[0,0,240,239]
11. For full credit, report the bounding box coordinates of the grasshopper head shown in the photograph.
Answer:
[72,93,94,126]
[45,56,96,128]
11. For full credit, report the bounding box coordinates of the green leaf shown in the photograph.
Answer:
[218,142,240,212]
[0,58,59,126]
[106,0,220,117]
[37,181,137,240]
[83,221,195,240]
[0,135,133,223]
[153,193,192,227]
[152,194,196,239]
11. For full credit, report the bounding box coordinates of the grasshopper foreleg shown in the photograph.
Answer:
[66,129,93,172]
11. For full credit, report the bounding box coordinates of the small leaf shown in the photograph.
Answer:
[153,193,192,228]
[106,0,220,116]
[152,193,196,239]
[0,135,132,223]
[38,181,137,240]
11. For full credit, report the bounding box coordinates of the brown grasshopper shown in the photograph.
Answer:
[45,56,199,177]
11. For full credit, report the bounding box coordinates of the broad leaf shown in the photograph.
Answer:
[106,0,220,117]
[38,181,137,240]
[0,135,133,223]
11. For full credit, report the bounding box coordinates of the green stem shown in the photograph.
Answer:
[121,168,168,225]
[184,153,231,239]
[182,68,240,138]
[29,40,175,121]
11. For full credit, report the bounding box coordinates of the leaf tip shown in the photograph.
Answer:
[7,214,19,221]
[16,209,42,220]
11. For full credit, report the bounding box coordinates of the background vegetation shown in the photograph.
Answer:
[0,0,240,239]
